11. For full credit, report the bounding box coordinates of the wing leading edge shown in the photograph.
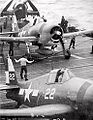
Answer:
[63,29,93,38]
[0,84,19,90]
[0,36,37,43]
[0,104,73,117]
[0,29,93,42]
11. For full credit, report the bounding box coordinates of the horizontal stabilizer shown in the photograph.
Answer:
[0,84,19,90]
[0,104,73,116]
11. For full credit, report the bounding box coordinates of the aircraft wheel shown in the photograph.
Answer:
[64,49,71,59]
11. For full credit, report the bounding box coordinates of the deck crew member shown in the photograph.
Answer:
[8,42,14,56]
[69,36,76,49]
[60,16,68,33]
[15,55,34,81]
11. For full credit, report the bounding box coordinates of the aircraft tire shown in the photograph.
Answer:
[64,49,71,59]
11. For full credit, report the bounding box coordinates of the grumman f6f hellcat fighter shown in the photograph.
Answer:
[1,56,93,120]
[0,0,93,60]
[0,13,93,60]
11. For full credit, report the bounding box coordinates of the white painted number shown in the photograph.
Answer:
[45,88,56,99]
[9,72,15,80]
[50,88,56,99]
[45,88,50,99]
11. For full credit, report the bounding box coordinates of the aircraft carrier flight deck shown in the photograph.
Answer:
[0,35,93,109]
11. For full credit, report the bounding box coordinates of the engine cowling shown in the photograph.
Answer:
[50,26,63,43]
[18,22,63,45]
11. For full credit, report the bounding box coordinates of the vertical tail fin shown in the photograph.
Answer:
[5,55,17,85]
[12,14,19,32]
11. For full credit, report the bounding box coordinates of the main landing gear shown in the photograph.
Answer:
[59,37,71,59]
[64,49,71,59]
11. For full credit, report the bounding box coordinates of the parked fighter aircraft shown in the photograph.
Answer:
[0,13,71,59]
[1,56,93,120]
[0,13,93,60]
[0,1,93,60]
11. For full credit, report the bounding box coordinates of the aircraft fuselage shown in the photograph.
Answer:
[18,21,63,46]
[6,72,93,116]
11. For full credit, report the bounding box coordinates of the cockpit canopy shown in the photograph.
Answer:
[47,68,75,84]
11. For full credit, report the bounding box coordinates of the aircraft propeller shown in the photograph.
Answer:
[50,26,63,43]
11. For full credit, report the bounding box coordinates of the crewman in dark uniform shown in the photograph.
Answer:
[90,45,93,54]
[8,42,14,56]
[69,36,76,49]
[60,16,68,33]
[64,20,68,33]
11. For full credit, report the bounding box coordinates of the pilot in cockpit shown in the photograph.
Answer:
[55,68,65,83]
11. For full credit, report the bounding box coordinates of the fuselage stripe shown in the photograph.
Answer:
[77,81,91,102]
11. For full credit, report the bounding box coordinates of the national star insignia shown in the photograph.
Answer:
[24,82,32,102]
[24,89,33,102]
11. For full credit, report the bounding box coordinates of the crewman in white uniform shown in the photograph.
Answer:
[15,55,34,81]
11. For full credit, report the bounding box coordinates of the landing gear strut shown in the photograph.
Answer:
[15,102,22,108]
[64,49,71,59]
[59,37,71,59]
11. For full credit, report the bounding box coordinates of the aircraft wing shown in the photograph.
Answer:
[0,31,19,35]
[0,84,19,90]
[0,104,73,117]
[0,36,37,43]
[63,29,93,38]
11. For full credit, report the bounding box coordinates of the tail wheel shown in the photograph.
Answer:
[64,49,71,59]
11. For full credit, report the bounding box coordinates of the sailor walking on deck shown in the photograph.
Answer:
[69,36,76,49]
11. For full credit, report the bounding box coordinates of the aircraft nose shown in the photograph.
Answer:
[50,26,63,42]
